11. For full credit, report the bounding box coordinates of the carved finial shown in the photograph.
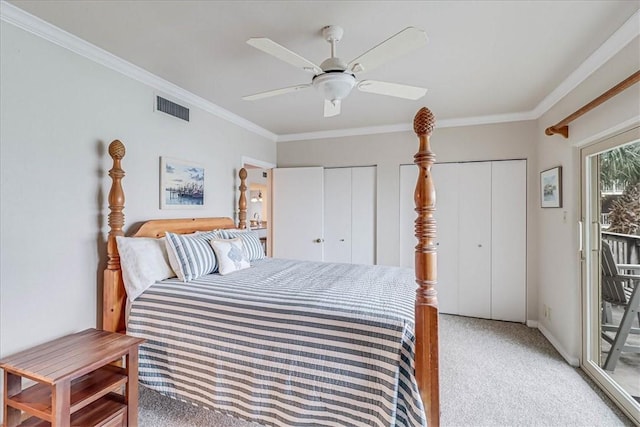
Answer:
[413,107,436,137]
[109,140,126,159]
[238,168,248,229]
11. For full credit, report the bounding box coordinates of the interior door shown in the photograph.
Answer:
[432,163,461,315]
[458,162,492,319]
[324,168,351,263]
[491,160,527,322]
[399,164,418,268]
[351,166,376,265]
[271,167,324,261]
[400,163,460,314]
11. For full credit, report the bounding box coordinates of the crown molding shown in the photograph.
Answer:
[277,110,537,142]
[2,1,637,143]
[277,123,412,143]
[531,9,640,118]
[0,1,277,142]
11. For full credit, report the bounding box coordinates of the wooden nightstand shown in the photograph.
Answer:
[0,328,144,427]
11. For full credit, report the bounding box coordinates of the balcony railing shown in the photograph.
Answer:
[601,183,625,194]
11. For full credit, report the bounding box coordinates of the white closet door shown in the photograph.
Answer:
[491,160,526,322]
[324,168,352,263]
[272,167,324,261]
[351,166,376,265]
[432,163,460,315]
[458,162,492,319]
[399,165,418,268]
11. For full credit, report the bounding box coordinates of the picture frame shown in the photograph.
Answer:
[160,156,205,209]
[540,166,562,208]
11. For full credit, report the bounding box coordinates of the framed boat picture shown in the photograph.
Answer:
[160,156,204,209]
[540,166,562,208]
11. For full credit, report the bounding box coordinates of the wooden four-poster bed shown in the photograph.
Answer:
[102,107,439,426]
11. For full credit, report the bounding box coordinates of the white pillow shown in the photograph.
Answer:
[209,238,251,275]
[116,236,175,301]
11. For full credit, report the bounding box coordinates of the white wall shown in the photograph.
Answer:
[535,37,640,363]
[0,22,276,358]
[277,120,539,322]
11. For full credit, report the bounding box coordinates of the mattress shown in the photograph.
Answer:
[128,258,426,426]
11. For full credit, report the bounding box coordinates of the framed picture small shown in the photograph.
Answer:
[540,166,562,208]
[160,157,205,209]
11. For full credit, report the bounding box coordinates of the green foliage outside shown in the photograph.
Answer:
[601,143,640,236]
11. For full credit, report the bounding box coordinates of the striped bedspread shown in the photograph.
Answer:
[128,258,426,426]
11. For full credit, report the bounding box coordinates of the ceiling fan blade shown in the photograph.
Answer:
[247,38,322,74]
[242,84,311,101]
[347,27,427,74]
[357,80,427,100]
[324,99,341,117]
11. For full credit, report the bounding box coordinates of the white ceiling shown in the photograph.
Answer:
[6,0,640,138]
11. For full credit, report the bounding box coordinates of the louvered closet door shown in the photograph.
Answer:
[457,162,492,319]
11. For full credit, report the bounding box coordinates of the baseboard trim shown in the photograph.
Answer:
[537,323,580,367]
[526,320,539,328]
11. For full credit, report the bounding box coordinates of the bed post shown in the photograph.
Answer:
[103,140,126,333]
[413,107,440,426]
[238,168,248,229]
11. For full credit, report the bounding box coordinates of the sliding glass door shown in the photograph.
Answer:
[580,127,640,424]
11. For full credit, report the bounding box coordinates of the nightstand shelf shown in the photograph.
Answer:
[1,329,144,427]
[17,393,126,427]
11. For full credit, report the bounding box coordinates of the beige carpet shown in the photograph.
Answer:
[138,314,633,426]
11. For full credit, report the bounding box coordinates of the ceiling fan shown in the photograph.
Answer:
[243,25,428,117]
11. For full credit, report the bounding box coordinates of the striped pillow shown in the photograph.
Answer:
[220,230,265,261]
[164,231,220,281]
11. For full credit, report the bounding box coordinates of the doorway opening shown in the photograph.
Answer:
[241,157,275,256]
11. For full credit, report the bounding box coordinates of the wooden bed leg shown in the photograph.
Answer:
[413,107,440,427]
[238,168,247,229]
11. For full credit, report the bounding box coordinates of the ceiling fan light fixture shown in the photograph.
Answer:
[312,72,356,102]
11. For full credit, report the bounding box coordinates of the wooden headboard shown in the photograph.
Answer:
[101,106,439,425]
[101,141,241,332]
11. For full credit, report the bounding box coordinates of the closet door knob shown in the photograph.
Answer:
[314,238,325,243]
[478,244,483,248]
[340,239,345,242]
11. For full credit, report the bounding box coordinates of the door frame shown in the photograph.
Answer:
[241,157,276,255]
